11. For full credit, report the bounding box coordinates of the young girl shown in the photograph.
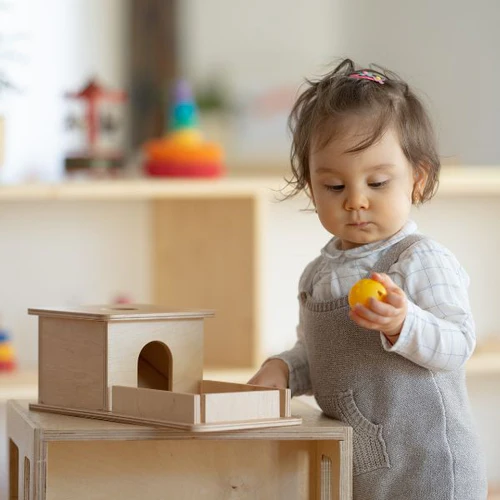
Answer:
[249,59,487,499]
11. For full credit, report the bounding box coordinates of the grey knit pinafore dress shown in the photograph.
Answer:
[299,235,487,500]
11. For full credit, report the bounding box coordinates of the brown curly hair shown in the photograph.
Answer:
[285,58,440,204]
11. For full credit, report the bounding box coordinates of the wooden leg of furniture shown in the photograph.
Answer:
[152,196,262,369]
[7,402,45,500]
[316,437,353,500]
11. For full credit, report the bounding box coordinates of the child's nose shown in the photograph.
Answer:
[344,189,369,211]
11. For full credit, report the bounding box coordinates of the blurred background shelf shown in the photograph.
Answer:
[466,350,500,375]
[0,171,287,201]
[1,346,499,405]
[1,165,500,374]
[1,166,500,200]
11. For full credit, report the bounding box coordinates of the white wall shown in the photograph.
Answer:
[0,0,129,182]
[0,201,151,365]
[178,0,337,87]
[333,0,500,165]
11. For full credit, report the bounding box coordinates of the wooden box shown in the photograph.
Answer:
[28,304,301,431]
[8,399,353,500]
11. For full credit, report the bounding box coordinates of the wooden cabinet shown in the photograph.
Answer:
[7,399,353,500]
[0,176,276,370]
[152,196,262,368]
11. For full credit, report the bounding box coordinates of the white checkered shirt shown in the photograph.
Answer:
[292,220,476,372]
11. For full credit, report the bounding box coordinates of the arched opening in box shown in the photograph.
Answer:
[137,341,172,391]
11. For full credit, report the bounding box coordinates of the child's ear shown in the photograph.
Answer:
[412,165,429,203]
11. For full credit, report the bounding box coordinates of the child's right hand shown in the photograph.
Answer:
[247,359,289,388]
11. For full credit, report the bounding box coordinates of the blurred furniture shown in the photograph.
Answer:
[129,0,178,149]
[0,370,38,500]
[0,174,282,369]
[2,166,500,371]
[7,399,352,500]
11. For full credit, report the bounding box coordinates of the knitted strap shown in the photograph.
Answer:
[370,234,426,275]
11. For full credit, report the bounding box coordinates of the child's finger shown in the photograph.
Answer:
[350,308,386,330]
[352,304,391,325]
[368,297,398,316]
[371,272,398,291]
[384,291,406,309]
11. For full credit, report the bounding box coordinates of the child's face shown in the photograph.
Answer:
[309,124,418,250]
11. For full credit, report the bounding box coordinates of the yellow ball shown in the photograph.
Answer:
[348,278,387,308]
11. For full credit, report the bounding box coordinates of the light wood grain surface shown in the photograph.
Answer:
[1,166,500,201]
[8,398,353,499]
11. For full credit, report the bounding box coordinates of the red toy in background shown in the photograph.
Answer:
[0,326,16,372]
[64,79,127,176]
[142,80,225,178]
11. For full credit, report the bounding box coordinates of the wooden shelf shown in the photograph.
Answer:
[0,166,500,201]
[466,351,500,375]
[2,165,500,371]
[1,354,499,408]
[0,369,38,401]
[437,166,500,196]
[0,174,285,201]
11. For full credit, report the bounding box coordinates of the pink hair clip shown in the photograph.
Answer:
[348,70,386,85]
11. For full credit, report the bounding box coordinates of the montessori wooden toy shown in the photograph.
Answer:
[0,326,16,372]
[28,304,301,431]
[142,80,225,178]
[64,79,127,175]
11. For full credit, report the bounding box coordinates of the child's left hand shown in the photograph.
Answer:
[349,272,407,343]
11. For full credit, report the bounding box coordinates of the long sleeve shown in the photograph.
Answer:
[381,239,476,371]
[271,318,312,396]
[268,257,325,396]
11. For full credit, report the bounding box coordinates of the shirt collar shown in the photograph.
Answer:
[321,220,418,260]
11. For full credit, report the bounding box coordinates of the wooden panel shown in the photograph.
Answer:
[39,317,106,410]
[16,399,347,440]
[317,437,353,500]
[46,440,314,500]
[29,303,213,321]
[202,391,280,423]
[7,402,43,500]
[200,380,278,393]
[112,386,200,424]
[200,380,291,418]
[30,402,301,432]
[152,197,260,369]
[107,319,203,401]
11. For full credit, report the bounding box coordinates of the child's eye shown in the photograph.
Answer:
[369,180,389,188]
[325,184,344,192]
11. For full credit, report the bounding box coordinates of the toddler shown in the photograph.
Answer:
[249,59,487,499]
